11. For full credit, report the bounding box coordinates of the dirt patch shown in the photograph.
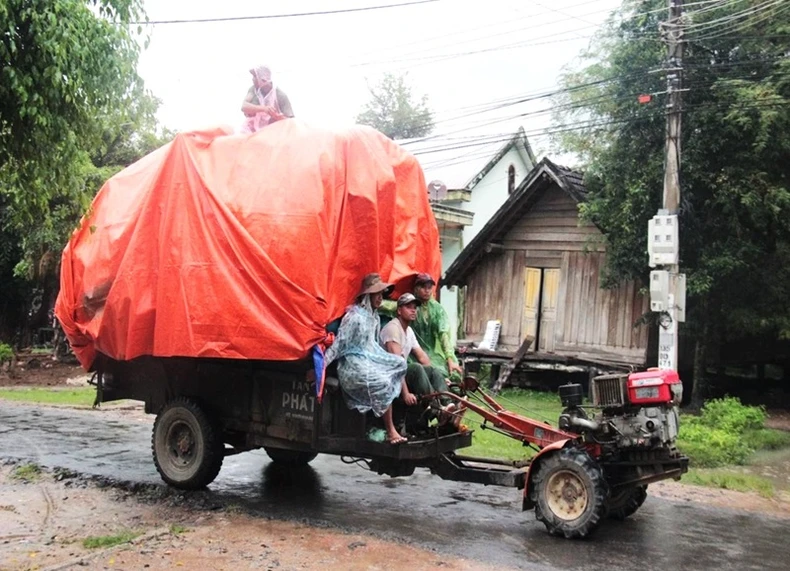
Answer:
[0,355,85,388]
[765,409,790,432]
[650,480,790,519]
[0,464,496,571]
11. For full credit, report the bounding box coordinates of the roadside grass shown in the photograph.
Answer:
[683,468,776,498]
[29,347,54,355]
[0,387,95,406]
[9,463,42,483]
[743,428,790,451]
[169,524,188,535]
[461,388,563,462]
[82,530,141,549]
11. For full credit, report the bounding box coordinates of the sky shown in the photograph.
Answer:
[135,0,627,169]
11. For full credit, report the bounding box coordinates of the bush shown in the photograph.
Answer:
[0,343,14,365]
[678,397,770,468]
[677,417,753,467]
[698,396,766,432]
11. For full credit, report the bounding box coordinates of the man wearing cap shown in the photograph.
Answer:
[379,293,449,407]
[324,273,407,444]
[411,273,464,379]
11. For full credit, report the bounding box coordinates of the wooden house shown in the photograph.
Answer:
[442,158,651,369]
[401,128,537,342]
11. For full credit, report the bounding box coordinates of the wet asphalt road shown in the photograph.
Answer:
[1,402,788,570]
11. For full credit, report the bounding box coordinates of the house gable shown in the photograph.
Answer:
[502,185,603,268]
[444,157,588,286]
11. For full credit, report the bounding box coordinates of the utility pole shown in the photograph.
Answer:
[649,0,686,372]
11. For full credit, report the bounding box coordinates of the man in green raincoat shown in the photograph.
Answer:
[411,273,464,380]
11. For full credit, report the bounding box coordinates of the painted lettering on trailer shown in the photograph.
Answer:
[282,380,315,421]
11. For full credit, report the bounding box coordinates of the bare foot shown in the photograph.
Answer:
[388,433,407,444]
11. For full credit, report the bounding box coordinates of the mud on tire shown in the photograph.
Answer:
[531,447,608,539]
[264,447,318,466]
[606,485,647,520]
[152,397,224,490]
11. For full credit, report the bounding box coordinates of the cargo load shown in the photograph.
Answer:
[55,121,442,370]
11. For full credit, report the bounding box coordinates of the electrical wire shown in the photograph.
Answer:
[130,0,440,25]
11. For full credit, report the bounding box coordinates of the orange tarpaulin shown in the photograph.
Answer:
[55,121,442,370]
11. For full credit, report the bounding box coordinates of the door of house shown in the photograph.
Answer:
[522,267,560,352]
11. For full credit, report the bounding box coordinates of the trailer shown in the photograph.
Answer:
[94,353,687,538]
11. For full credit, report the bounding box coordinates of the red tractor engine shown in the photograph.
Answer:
[558,369,682,450]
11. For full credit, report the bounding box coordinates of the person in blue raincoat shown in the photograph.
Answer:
[324,273,408,444]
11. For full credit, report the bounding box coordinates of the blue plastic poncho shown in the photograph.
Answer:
[324,296,406,416]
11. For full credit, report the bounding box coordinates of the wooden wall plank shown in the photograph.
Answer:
[615,282,625,348]
[598,281,610,348]
[580,252,592,346]
[569,252,582,347]
[607,283,618,347]
[589,254,602,346]
[556,252,569,343]
[500,241,606,252]
[501,251,517,340]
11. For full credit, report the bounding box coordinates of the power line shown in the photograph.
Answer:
[131,0,439,25]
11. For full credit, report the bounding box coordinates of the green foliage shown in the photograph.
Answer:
[553,0,790,344]
[9,463,42,482]
[677,397,783,467]
[683,468,775,498]
[699,396,766,432]
[356,72,435,139]
[677,417,752,467]
[82,530,140,549]
[0,342,13,363]
[0,0,172,275]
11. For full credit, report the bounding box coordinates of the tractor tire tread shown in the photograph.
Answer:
[530,447,608,539]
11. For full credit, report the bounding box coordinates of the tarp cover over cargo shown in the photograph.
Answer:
[55,121,442,371]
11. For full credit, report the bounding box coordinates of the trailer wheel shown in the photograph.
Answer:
[531,447,608,539]
[605,485,647,520]
[152,398,224,490]
[264,447,318,466]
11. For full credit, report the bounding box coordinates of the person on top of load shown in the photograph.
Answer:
[323,273,408,445]
[241,64,295,132]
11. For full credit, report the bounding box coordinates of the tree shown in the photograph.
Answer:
[1,0,146,259]
[356,72,435,139]
[0,1,176,344]
[553,0,790,406]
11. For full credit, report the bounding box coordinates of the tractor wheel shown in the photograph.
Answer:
[531,447,608,539]
[264,447,318,466]
[152,398,224,490]
[606,485,648,520]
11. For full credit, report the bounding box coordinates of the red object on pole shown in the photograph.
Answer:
[638,94,652,104]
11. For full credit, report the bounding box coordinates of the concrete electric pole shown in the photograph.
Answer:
[649,0,686,372]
